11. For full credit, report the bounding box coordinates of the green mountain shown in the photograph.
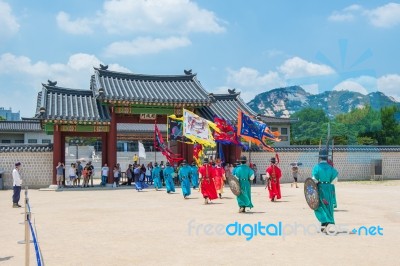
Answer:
[247,86,399,118]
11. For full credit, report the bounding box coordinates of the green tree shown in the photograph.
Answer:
[290,108,329,144]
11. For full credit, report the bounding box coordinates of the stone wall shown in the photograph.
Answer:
[1,146,399,189]
[0,152,53,189]
[242,148,400,183]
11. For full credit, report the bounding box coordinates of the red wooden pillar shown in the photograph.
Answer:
[52,124,62,185]
[187,143,194,163]
[101,133,107,167]
[107,107,117,183]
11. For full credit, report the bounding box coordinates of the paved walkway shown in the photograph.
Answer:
[1,181,399,266]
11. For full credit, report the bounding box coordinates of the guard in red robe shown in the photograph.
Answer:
[198,158,218,204]
[266,157,282,201]
[213,158,226,199]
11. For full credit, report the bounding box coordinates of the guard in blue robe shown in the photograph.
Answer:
[178,160,191,199]
[163,162,176,193]
[152,163,162,190]
[190,162,199,189]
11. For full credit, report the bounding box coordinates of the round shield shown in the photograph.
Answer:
[304,178,319,210]
[228,176,241,196]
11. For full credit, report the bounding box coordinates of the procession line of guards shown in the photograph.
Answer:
[56,149,338,233]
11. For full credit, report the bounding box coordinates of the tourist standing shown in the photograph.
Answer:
[12,162,22,208]
[190,162,199,189]
[198,158,218,204]
[291,165,299,188]
[101,163,109,187]
[69,163,77,187]
[266,157,282,202]
[140,164,148,189]
[82,166,89,188]
[146,162,153,184]
[178,160,191,199]
[126,164,133,186]
[312,149,338,232]
[252,164,258,185]
[235,156,254,213]
[213,159,226,199]
[56,162,64,189]
[87,161,94,187]
[152,162,162,190]
[113,165,120,187]
[163,162,176,193]
[76,161,83,187]
[133,154,139,165]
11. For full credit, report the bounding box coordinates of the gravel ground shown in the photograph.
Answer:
[1,180,399,266]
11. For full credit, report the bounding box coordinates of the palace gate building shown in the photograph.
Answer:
[34,66,278,185]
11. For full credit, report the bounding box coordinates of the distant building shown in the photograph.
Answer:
[0,107,20,121]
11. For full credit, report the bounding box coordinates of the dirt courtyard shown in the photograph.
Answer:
[1,180,399,266]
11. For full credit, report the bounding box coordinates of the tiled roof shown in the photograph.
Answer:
[35,84,110,122]
[198,93,257,123]
[0,121,42,132]
[91,68,212,106]
[259,115,293,124]
[117,123,167,133]
[0,144,53,153]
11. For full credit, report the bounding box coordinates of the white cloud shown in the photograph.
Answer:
[328,5,362,22]
[57,0,225,35]
[227,67,284,88]
[0,0,20,36]
[377,74,400,101]
[279,57,335,79]
[329,3,400,28]
[56,11,94,34]
[333,80,369,95]
[0,53,130,116]
[100,0,225,35]
[104,36,191,56]
[364,3,400,28]
[226,67,285,102]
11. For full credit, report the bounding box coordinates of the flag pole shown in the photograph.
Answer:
[154,121,157,164]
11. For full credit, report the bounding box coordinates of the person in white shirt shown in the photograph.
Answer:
[69,163,77,187]
[12,162,22,208]
[101,163,109,187]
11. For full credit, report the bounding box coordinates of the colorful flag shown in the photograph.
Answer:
[167,115,193,143]
[193,143,203,166]
[183,109,216,147]
[237,111,279,151]
[138,141,146,159]
[213,116,237,145]
[154,123,183,164]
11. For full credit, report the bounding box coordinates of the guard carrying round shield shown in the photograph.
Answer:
[308,149,339,233]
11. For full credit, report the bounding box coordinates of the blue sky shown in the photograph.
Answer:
[1,0,400,117]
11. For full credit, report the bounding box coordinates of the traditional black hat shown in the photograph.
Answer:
[318,149,328,159]
[239,156,247,163]
[182,160,187,165]
[203,158,209,164]
[270,157,276,164]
